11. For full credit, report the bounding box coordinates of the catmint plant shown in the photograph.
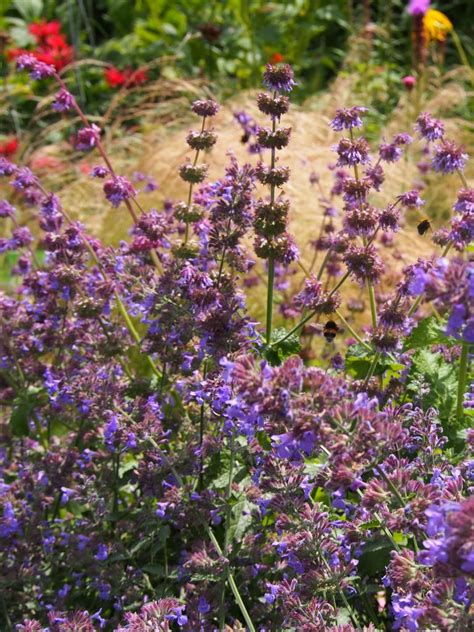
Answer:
[0,56,471,632]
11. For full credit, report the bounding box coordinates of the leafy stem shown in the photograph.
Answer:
[456,342,470,423]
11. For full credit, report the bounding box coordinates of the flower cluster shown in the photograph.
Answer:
[8,19,73,71]
[0,62,471,632]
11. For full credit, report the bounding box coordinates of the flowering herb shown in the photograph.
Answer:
[0,60,472,632]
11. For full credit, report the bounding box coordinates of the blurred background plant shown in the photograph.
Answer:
[0,0,472,147]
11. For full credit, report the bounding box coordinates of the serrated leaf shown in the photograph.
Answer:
[410,349,458,428]
[263,327,302,366]
[404,316,450,351]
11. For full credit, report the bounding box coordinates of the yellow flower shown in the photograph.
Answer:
[424,9,453,43]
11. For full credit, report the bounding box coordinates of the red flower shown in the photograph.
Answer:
[270,52,284,64]
[105,66,127,87]
[127,68,148,87]
[0,137,19,157]
[104,66,148,89]
[29,20,62,44]
[10,20,74,71]
[35,45,74,71]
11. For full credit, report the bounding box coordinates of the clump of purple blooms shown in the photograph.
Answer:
[0,57,471,631]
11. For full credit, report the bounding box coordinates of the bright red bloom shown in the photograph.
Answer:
[105,67,127,87]
[34,44,74,71]
[29,20,62,44]
[0,137,19,157]
[270,52,284,64]
[9,20,73,71]
[104,66,148,89]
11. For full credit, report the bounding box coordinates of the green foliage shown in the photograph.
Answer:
[263,327,301,366]
[403,316,451,351]
[344,343,401,380]
[408,348,459,428]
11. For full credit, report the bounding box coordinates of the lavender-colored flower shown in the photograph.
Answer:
[197,596,210,614]
[257,126,291,150]
[415,112,444,141]
[52,88,74,112]
[186,129,217,151]
[365,164,385,190]
[0,200,15,217]
[394,132,413,146]
[90,166,110,179]
[39,193,63,232]
[379,141,403,163]
[397,190,425,207]
[16,53,55,80]
[95,544,108,561]
[379,204,401,232]
[191,99,219,117]
[103,176,136,207]
[343,204,379,237]
[449,214,474,251]
[294,275,341,314]
[432,141,468,174]
[335,137,371,167]
[262,63,296,93]
[75,124,101,151]
[330,106,368,131]
[0,158,15,176]
[12,226,33,248]
[454,188,474,215]
[257,92,290,119]
[343,243,384,284]
[391,593,425,631]
[11,167,36,191]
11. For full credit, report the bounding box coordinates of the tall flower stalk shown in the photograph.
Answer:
[179,99,219,245]
[254,64,297,344]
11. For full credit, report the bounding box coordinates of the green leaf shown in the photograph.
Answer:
[403,316,450,351]
[409,349,458,428]
[263,327,301,366]
[13,0,42,20]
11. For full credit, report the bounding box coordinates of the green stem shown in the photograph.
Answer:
[266,257,275,344]
[451,29,473,79]
[363,350,382,386]
[265,112,277,345]
[316,247,332,281]
[456,167,469,188]
[456,342,469,423]
[335,309,371,350]
[184,116,206,244]
[114,293,161,379]
[218,432,236,630]
[407,293,423,318]
[367,281,377,330]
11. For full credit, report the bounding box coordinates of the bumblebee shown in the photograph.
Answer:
[323,320,339,343]
[241,133,250,144]
[417,218,431,236]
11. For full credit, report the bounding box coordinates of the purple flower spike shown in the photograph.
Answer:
[415,112,444,141]
[52,88,74,112]
[103,175,136,207]
[263,63,296,93]
[432,141,468,174]
[330,106,368,131]
[16,53,55,80]
[75,124,101,151]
